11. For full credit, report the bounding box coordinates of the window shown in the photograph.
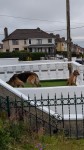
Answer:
[48,39,52,43]
[12,40,19,45]
[6,49,9,52]
[13,48,19,51]
[24,48,27,51]
[29,48,32,52]
[24,40,27,44]
[37,39,42,44]
[29,39,31,44]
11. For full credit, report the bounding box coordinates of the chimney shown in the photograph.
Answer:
[4,27,8,38]
[50,33,54,36]
[56,34,60,39]
[37,27,41,31]
[62,37,65,41]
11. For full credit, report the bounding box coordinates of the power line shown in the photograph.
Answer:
[0,14,84,32]
[0,25,84,36]
[0,14,65,23]
[47,25,84,32]
[0,14,84,25]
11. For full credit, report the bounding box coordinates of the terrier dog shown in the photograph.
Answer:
[7,71,41,87]
[67,70,80,86]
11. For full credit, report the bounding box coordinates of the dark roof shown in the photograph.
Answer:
[2,28,55,41]
[55,37,65,42]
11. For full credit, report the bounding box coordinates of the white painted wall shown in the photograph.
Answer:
[0,58,19,65]
[0,61,82,85]
[18,85,84,119]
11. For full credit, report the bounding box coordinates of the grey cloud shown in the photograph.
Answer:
[0,0,84,47]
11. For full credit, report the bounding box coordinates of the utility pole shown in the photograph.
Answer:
[66,0,72,76]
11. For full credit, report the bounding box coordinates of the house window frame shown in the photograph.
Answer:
[13,48,19,51]
[12,40,19,45]
[48,39,52,43]
[29,39,31,44]
[24,40,27,45]
[37,39,42,44]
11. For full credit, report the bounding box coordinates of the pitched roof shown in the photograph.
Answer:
[2,28,55,41]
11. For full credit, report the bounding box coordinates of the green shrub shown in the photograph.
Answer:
[0,51,46,61]
[30,52,45,60]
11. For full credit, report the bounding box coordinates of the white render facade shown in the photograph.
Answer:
[3,38,55,53]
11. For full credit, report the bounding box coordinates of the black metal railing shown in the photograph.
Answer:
[0,93,84,139]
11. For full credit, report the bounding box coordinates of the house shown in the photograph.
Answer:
[71,44,84,55]
[2,27,55,54]
[55,34,67,52]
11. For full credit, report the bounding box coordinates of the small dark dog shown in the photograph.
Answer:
[7,71,41,87]
[67,70,80,86]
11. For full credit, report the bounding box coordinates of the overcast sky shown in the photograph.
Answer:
[0,0,84,47]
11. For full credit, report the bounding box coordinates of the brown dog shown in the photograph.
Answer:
[7,76,24,87]
[7,71,41,87]
[67,70,80,86]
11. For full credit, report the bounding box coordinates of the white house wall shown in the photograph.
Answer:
[3,41,10,52]
[9,40,27,51]
[3,38,55,52]
[28,38,55,45]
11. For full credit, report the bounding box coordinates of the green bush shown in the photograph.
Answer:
[30,52,45,60]
[0,51,46,61]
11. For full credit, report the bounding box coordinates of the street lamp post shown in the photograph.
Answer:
[66,0,72,76]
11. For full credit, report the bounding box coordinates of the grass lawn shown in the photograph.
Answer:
[24,80,67,87]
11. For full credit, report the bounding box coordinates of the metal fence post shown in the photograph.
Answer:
[6,96,10,118]
[28,94,31,129]
[41,94,44,127]
[61,93,64,129]
[14,98,18,118]
[68,93,71,137]
[54,93,58,132]
[34,94,38,132]
[21,96,24,120]
[48,94,51,136]
[81,92,84,138]
[74,93,78,139]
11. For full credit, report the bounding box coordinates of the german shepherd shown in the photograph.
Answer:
[7,71,41,87]
[67,70,80,86]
